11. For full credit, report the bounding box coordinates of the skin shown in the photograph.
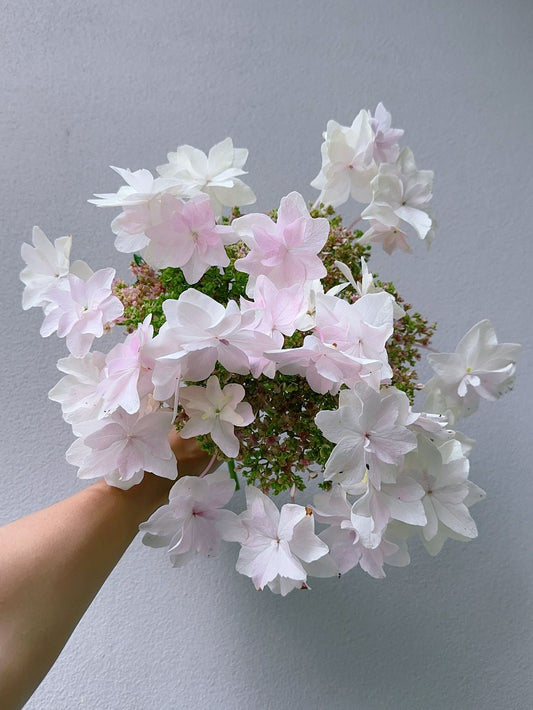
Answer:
[0,431,216,710]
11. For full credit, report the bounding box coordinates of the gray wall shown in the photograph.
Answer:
[2,1,532,708]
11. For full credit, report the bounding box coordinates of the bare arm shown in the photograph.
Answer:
[0,431,213,710]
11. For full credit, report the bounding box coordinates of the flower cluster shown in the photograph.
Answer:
[21,104,520,594]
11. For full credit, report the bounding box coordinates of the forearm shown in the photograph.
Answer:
[0,474,172,710]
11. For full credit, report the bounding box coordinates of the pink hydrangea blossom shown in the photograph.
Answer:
[403,436,484,552]
[233,192,329,295]
[269,290,394,394]
[350,475,426,549]
[48,351,107,434]
[140,470,244,566]
[66,402,176,489]
[97,315,155,415]
[40,268,124,358]
[358,219,412,255]
[423,320,521,422]
[144,193,238,281]
[369,102,404,164]
[313,486,410,577]
[147,289,275,400]
[269,335,382,396]
[20,226,92,310]
[89,166,187,253]
[236,486,328,595]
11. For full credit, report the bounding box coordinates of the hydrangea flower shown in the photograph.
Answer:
[48,351,107,434]
[140,470,244,566]
[89,167,187,253]
[362,147,433,240]
[236,486,329,595]
[271,291,394,394]
[20,226,92,310]
[40,268,124,358]
[240,274,304,338]
[147,289,275,399]
[310,109,378,206]
[313,486,410,578]
[66,403,176,489]
[239,275,305,378]
[349,475,426,549]
[315,382,417,491]
[233,191,329,295]
[97,316,155,415]
[358,219,412,255]
[423,320,521,421]
[369,102,404,164]
[89,166,184,208]
[269,333,382,396]
[179,375,254,458]
[402,436,485,553]
[143,193,238,280]
[157,137,256,216]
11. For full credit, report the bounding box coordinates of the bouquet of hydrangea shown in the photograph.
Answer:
[20,104,521,595]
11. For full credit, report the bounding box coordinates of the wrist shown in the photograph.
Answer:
[91,474,175,526]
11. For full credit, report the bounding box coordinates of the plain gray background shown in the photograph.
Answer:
[1,1,532,708]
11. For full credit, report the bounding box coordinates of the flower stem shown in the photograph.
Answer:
[227,458,240,490]
[199,454,217,478]
[347,215,362,231]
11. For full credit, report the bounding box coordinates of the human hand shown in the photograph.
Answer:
[168,428,223,479]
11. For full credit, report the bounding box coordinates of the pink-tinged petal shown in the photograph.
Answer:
[65,331,97,358]
[116,441,144,478]
[242,486,280,537]
[384,488,426,526]
[255,540,306,590]
[234,401,254,427]
[84,422,126,450]
[277,504,307,541]
[179,418,213,439]
[290,515,329,563]
[370,428,417,464]
[320,526,361,574]
[140,507,183,548]
[213,509,246,544]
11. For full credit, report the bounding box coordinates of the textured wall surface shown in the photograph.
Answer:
[1,1,532,708]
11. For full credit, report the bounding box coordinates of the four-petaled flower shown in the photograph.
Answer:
[236,486,329,596]
[179,375,254,458]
